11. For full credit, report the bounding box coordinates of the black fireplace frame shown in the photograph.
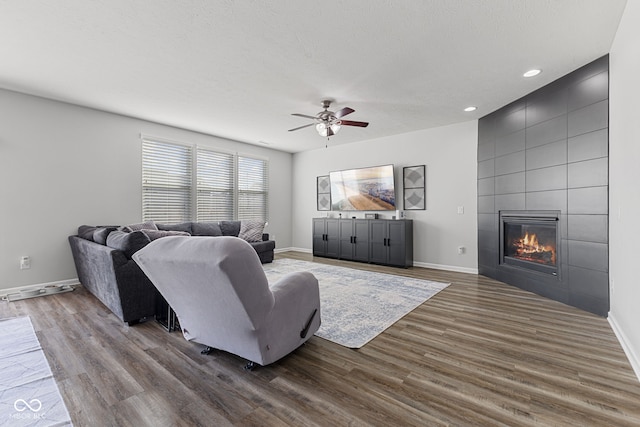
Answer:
[499,210,561,278]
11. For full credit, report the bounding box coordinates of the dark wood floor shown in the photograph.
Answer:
[2,251,640,426]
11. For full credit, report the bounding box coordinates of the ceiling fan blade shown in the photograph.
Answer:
[292,113,318,120]
[334,107,355,118]
[288,123,315,132]
[340,120,369,128]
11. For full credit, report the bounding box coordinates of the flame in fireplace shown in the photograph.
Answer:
[515,232,556,265]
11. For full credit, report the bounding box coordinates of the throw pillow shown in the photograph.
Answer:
[191,222,223,236]
[142,230,191,241]
[219,221,241,237]
[238,220,266,243]
[124,220,158,232]
[93,226,118,245]
[106,230,152,258]
[78,225,98,241]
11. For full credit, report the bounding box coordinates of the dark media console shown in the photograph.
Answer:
[312,218,413,268]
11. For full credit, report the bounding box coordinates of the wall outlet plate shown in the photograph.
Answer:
[20,256,31,269]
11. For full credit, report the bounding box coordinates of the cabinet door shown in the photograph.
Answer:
[352,220,370,262]
[338,220,354,260]
[369,220,388,264]
[312,218,327,256]
[386,221,407,267]
[325,219,340,258]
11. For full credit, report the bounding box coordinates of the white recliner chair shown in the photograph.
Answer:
[133,236,320,368]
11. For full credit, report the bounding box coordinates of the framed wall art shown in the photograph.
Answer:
[317,175,331,211]
[403,165,425,210]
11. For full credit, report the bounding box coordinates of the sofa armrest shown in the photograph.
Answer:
[69,235,157,323]
[262,233,269,241]
[69,236,126,319]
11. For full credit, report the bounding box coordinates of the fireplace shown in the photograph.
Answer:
[499,211,560,277]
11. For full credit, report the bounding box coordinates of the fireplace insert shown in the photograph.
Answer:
[499,211,560,276]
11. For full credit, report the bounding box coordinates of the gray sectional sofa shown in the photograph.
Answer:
[68,220,275,325]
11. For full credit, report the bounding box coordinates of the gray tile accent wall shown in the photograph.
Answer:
[568,215,608,243]
[568,129,608,162]
[568,100,609,137]
[495,172,525,195]
[477,55,609,317]
[526,116,567,149]
[526,140,568,170]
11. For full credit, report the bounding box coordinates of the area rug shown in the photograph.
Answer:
[0,317,73,426]
[263,259,449,348]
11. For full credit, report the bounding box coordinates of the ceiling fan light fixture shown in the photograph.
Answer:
[316,122,328,136]
[316,122,341,137]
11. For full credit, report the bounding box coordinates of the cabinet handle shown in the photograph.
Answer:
[350,236,354,243]
[353,236,357,244]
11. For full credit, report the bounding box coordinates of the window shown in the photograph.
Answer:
[142,139,192,223]
[142,136,268,222]
[238,155,268,220]
[196,148,234,221]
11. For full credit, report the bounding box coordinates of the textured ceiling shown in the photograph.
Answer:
[0,1,627,153]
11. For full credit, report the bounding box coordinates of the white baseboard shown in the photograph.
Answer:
[0,278,80,299]
[608,312,640,383]
[412,261,478,275]
[275,249,478,274]
[275,247,310,254]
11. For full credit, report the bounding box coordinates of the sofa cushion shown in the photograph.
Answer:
[122,220,158,232]
[219,221,241,237]
[106,230,152,258]
[142,229,191,241]
[191,222,223,236]
[238,220,266,243]
[78,225,98,241]
[93,226,118,245]
[157,222,193,234]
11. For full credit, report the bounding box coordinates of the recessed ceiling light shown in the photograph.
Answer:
[523,69,542,78]
[464,106,477,112]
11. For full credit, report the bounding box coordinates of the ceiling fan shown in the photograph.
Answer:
[288,100,369,137]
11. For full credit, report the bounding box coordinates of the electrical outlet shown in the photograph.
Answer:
[457,206,464,214]
[457,246,465,255]
[20,256,31,270]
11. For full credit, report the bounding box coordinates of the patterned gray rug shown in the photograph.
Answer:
[0,316,73,426]
[263,259,449,348]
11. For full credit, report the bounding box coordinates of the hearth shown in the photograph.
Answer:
[499,211,560,277]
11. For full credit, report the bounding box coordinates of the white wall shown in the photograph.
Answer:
[0,89,293,291]
[291,121,478,273]
[609,0,640,379]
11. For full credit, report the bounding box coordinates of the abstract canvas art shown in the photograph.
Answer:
[317,175,331,211]
[403,165,426,210]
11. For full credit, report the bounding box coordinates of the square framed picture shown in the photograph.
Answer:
[317,175,331,211]
[403,165,425,210]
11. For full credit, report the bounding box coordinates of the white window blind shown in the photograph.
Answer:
[142,137,268,222]
[196,148,234,221]
[142,139,193,223]
[238,155,268,221]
